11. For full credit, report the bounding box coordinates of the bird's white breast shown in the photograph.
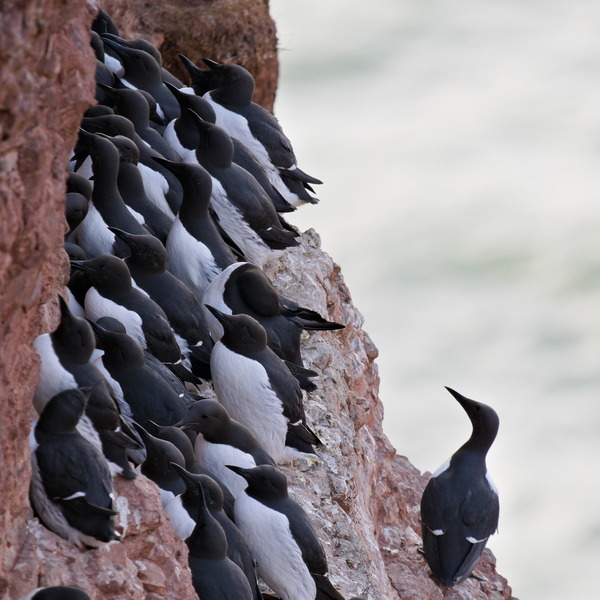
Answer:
[164,494,196,539]
[137,163,176,219]
[211,344,287,462]
[162,120,187,160]
[33,334,78,414]
[209,176,269,267]
[201,262,246,341]
[74,203,115,258]
[85,287,146,349]
[166,217,221,299]
[194,434,256,498]
[234,492,316,600]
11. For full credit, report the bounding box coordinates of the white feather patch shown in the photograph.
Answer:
[194,434,256,498]
[234,492,316,600]
[209,176,271,267]
[211,343,287,463]
[85,287,146,349]
[166,217,221,299]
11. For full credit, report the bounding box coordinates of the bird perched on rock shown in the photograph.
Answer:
[167,464,262,600]
[71,254,182,364]
[189,111,299,267]
[179,399,275,498]
[33,296,139,479]
[29,388,119,547]
[201,58,322,206]
[206,305,320,463]
[227,464,345,600]
[185,474,254,600]
[420,387,500,587]
[153,156,238,300]
[203,261,343,389]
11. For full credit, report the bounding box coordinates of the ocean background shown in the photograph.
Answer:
[270,1,600,599]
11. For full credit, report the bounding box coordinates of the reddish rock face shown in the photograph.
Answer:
[100,0,279,111]
[0,2,96,596]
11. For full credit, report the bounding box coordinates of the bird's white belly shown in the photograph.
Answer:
[166,218,221,299]
[235,493,316,600]
[211,344,287,462]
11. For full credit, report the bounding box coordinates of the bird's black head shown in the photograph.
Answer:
[109,228,166,272]
[446,387,499,450]
[104,133,140,165]
[51,296,95,362]
[188,109,234,168]
[87,319,144,368]
[225,464,288,501]
[179,400,229,437]
[204,60,255,106]
[205,305,268,352]
[135,424,186,471]
[70,255,132,295]
[164,81,216,123]
[37,387,90,433]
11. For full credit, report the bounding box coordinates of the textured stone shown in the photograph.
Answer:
[263,232,516,600]
[99,0,279,110]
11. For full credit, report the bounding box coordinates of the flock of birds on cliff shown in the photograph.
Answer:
[26,8,500,600]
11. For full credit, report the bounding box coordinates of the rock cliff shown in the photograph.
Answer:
[0,1,517,599]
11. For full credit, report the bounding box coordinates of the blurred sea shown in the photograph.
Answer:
[270,1,600,599]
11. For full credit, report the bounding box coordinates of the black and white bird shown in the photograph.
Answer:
[100,36,179,122]
[78,113,182,219]
[185,475,254,600]
[154,157,238,299]
[33,296,138,479]
[179,399,275,498]
[107,134,174,243]
[71,254,182,364]
[89,320,188,429]
[420,387,500,587]
[29,388,119,547]
[164,89,294,214]
[226,464,345,600]
[134,424,187,506]
[72,128,149,258]
[166,464,262,600]
[202,261,343,388]
[205,305,320,463]
[201,58,322,206]
[189,111,299,267]
[109,227,213,374]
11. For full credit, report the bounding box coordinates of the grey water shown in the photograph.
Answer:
[270,1,600,599]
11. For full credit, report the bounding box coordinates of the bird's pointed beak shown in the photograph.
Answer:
[202,57,222,70]
[69,260,95,272]
[204,304,231,326]
[225,464,250,479]
[108,226,137,248]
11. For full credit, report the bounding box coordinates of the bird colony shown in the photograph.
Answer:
[27,8,501,600]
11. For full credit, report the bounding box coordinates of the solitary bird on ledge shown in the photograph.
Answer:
[420,387,499,587]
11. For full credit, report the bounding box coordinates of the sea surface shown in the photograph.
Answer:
[270,1,600,599]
